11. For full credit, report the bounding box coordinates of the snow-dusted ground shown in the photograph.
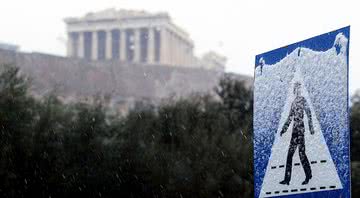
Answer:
[254,33,350,198]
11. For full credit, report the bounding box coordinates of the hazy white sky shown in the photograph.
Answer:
[1,0,359,93]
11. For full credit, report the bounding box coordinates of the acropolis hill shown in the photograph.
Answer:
[0,9,251,111]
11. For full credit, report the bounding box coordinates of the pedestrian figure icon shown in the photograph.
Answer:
[279,82,313,186]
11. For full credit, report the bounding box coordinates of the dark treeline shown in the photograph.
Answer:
[0,64,359,197]
[351,91,360,196]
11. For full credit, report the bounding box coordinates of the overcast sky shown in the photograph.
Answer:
[1,0,359,93]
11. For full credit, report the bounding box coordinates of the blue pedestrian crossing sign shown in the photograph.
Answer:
[254,26,351,198]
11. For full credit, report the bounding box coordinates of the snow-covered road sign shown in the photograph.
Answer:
[254,26,351,198]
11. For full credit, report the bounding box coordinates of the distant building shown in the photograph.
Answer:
[0,42,19,51]
[64,8,225,70]
[199,51,227,72]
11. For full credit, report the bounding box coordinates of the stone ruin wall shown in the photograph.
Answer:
[0,49,252,111]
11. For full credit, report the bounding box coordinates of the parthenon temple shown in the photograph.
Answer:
[64,9,225,70]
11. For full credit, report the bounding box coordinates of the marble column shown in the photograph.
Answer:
[174,35,177,65]
[182,41,186,66]
[177,37,181,66]
[186,45,192,66]
[120,29,126,61]
[173,34,178,66]
[160,28,168,65]
[175,36,180,66]
[184,44,188,65]
[134,28,141,62]
[181,41,186,66]
[169,32,174,65]
[186,45,191,66]
[147,28,155,64]
[170,33,174,65]
[105,30,112,60]
[178,39,183,66]
[67,33,74,57]
[91,31,98,60]
[77,32,84,58]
